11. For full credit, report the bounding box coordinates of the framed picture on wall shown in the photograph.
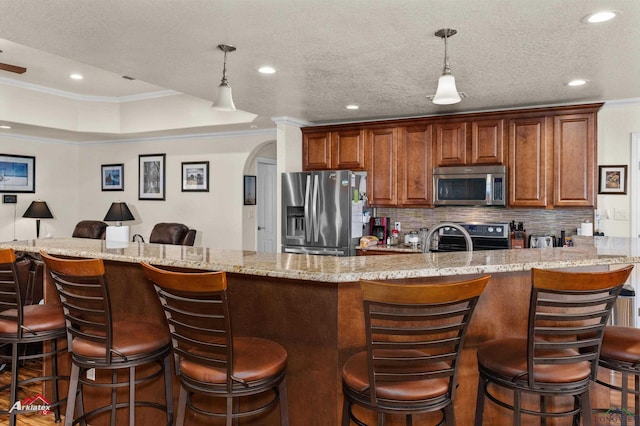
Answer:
[181,161,209,192]
[0,154,35,193]
[139,154,166,200]
[244,175,256,205]
[598,165,627,195]
[101,163,124,191]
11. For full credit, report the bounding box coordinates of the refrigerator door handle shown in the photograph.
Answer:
[312,174,320,242]
[304,175,312,242]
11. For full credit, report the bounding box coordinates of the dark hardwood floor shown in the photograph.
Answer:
[0,360,62,425]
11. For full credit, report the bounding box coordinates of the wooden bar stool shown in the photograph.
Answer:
[341,275,490,426]
[40,251,173,426]
[596,325,640,425]
[140,262,289,426]
[475,266,634,426]
[0,248,67,426]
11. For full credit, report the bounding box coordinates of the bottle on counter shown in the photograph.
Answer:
[390,229,399,246]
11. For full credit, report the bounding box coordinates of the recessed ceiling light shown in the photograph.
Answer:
[567,79,588,87]
[583,10,619,23]
[70,73,83,80]
[346,104,359,110]
[258,66,276,74]
[0,125,11,129]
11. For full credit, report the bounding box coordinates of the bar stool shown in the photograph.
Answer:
[596,325,640,425]
[341,275,490,426]
[475,266,634,426]
[40,251,173,426]
[140,262,289,426]
[0,248,67,426]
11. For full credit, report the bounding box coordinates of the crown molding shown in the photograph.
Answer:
[0,76,180,103]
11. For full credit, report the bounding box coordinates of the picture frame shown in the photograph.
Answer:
[139,154,166,200]
[598,165,627,195]
[244,175,256,205]
[181,161,209,192]
[101,163,124,191]
[0,154,35,193]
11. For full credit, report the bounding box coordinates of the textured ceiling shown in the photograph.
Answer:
[0,0,638,136]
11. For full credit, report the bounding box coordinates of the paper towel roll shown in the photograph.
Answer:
[580,222,593,237]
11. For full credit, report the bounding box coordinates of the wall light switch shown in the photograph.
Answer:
[614,208,628,221]
[394,222,401,231]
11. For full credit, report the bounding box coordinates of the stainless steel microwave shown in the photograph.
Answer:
[433,165,506,206]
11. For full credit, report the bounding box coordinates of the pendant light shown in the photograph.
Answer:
[212,44,237,111]
[431,28,462,105]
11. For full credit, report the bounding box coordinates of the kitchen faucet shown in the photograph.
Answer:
[423,222,473,253]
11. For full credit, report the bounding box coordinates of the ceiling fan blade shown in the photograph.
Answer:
[0,63,27,74]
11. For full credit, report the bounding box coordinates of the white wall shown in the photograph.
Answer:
[0,129,276,248]
[596,101,640,236]
[77,130,276,248]
[0,135,79,241]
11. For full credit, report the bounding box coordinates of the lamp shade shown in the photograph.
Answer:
[22,200,54,219]
[23,200,53,239]
[211,82,236,111]
[432,74,461,105]
[104,202,135,223]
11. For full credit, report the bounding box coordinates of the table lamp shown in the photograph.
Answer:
[22,200,54,239]
[103,202,135,243]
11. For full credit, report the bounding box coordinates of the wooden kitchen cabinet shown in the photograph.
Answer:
[508,116,549,207]
[301,102,602,209]
[302,130,331,170]
[435,119,505,166]
[366,127,397,206]
[302,129,365,171]
[552,113,596,207]
[435,121,467,166]
[398,125,433,206]
[471,119,505,164]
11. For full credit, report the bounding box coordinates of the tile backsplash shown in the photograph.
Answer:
[375,207,595,238]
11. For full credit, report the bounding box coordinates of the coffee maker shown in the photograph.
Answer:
[370,217,391,245]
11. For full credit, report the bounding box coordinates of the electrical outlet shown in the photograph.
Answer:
[86,368,95,381]
[394,222,401,231]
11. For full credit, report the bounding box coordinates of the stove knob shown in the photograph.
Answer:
[496,227,502,234]
[488,227,494,233]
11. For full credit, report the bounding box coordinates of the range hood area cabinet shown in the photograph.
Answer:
[301,102,603,209]
[434,118,505,167]
[508,107,600,208]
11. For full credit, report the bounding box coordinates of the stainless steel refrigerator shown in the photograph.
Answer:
[281,170,366,256]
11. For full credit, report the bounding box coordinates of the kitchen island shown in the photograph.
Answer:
[2,237,638,425]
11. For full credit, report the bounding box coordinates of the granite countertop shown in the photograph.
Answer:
[357,243,423,253]
[1,236,638,283]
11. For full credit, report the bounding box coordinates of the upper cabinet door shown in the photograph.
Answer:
[302,131,331,170]
[435,122,467,166]
[331,129,366,170]
[366,127,397,206]
[508,116,549,207]
[553,113,596,207]
[398,125,432,206]
[470,119,505,164]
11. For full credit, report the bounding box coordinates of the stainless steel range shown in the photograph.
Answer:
[433,222,510,252]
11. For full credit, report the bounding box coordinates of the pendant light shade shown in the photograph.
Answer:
[212,44,237,111]
[433,74,461,105]
[431,28,463,105]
